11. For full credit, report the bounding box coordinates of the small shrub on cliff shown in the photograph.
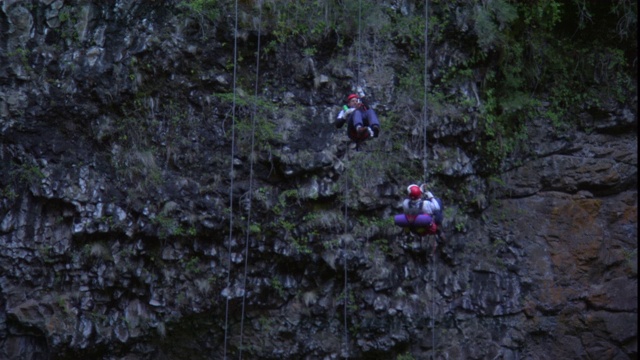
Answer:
[397,353,416,360]
[178,0,222,23]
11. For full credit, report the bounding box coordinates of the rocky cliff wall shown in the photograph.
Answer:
[0,1,636,359]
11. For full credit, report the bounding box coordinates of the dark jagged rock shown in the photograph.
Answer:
[0,1,636,360]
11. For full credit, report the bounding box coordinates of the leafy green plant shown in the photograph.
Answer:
[178,0,222,23]
[302,47,317,57]
[388,0,637,177]
[322,237,341,250]
[397,353,416,360]
[266,1,343,45]
[248,223,261,234]
[152,215,191,240]
[7,48,30,69]
[213,92,281,150]
[372,238,390,255]
[5,162,45,194]
[270,276,286,298]
[1,187,18,201]
[472,0,518,52]
[183,256,201,274]
[291,237,312,255]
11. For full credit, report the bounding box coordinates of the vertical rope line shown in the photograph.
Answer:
[356,0,362,86]
[424,2,436,359]
[238,2,262,359]
[423,0,429,183]
[343,240,349,359]
[342,147,350,358]
[223,1,239,359]
[432,254,436,359]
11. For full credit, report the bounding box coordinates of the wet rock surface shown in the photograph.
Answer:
[0,1,636,359]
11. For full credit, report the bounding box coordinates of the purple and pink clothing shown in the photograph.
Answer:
[394,198,438,236]
[394,213,437,236]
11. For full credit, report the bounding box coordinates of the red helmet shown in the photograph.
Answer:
[346,94,359,102]
[407,184,422,200]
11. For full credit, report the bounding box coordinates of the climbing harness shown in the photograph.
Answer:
[223,0,239,358]
[238,2,263,359]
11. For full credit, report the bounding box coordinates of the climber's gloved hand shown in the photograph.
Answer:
[338,108,355,120]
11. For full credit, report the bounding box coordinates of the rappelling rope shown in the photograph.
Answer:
[431,248,437,359]
[223,0,239,359]
[340,1,364,355]
[342,145,350,358]
[422,0,429,183]
[356,0,362,87]
[421,1,437,358]
[238,2,263,359]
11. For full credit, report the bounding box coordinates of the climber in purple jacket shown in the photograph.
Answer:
[394,184,437,236]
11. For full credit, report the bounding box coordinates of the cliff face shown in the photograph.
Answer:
[0,1,637,359]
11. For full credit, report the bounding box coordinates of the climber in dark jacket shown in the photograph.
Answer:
[335,92,380,144]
